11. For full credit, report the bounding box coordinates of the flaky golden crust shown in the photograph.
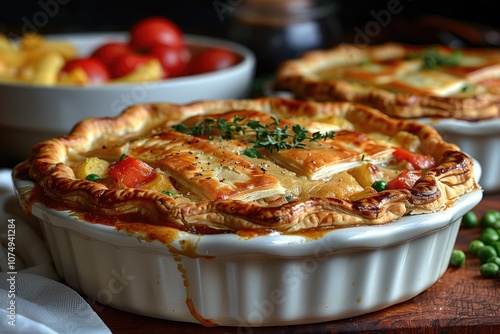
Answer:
[15,98,478,234]
[275,43,500,120]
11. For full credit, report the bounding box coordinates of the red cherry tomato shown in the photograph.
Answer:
[189,47,241,75]
[109,53,156,78]
[61,57,110,84]
[91,42,132,69]
[149,44,189,78]
[129,16,184,51]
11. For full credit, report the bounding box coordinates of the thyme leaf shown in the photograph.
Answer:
[406,48,462,69]
[172,116,335,152]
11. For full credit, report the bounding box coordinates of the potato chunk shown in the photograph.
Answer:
[139,170,177,194]
[74,157,110,180]
[308,172,363,199]
[348,163,386,188]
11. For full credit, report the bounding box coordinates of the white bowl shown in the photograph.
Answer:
[12,165,483,327]
[417,117,500,193]
[0,33,255,162]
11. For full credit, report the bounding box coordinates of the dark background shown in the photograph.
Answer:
[1,0,499,44]
[2,0,500,74]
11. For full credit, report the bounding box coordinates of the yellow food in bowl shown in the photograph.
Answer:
[0,33,163,86]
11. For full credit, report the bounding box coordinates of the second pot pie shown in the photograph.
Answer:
[17,98,478,236]
[274,43,500,120]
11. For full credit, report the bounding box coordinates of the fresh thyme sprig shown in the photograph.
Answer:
[406,48,462,69]
[172,116,335,152]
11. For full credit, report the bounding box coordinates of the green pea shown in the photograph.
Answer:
[371,180,387,192]
[492,220,500,230]
[161,190,176,198]
[480,228,500,245]
[490,241,500,256]
[478,245,497,263]
[468,239,485,257]
[480,210,500,228]
[450,249,466,267]
[479,262,500,278]
[482,227,498,235]
[85,174,100,182]
[486,256,500,267]
[461,211,478,228]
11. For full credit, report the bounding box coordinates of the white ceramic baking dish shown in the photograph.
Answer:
[12,167,483,327]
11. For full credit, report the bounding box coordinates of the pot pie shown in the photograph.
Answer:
[16,98,478,236]
[274,43,500,120]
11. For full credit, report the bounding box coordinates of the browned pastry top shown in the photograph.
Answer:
[14,98,478,237]
[275,43,500,120]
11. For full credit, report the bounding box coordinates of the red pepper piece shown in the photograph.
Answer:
[393,148,436,170]
[108,156,156,188]
[387,170,422,190]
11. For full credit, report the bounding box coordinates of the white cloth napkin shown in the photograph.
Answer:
[0,169,111,333]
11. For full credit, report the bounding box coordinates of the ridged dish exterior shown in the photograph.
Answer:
[27,188,482,327]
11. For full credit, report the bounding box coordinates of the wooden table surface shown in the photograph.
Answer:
[94,192,500,334]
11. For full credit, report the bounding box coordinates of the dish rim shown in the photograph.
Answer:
[12,172,483,259]
[417,117,500,135]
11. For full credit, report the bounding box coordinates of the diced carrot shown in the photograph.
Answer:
[108,155,156,188]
